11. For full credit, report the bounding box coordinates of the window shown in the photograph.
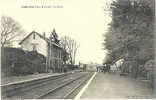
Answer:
[33,33,35,39]
[33,45,37,51]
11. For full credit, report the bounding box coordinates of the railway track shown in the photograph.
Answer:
[1,73,70,98]
[37,72,93,99]
[1,71,92,99]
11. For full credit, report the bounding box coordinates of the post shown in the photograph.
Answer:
[51,42,55,72]
[45,44,48,72]
[50,39,53,72]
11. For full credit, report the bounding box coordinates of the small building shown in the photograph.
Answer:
[19,29,66,72]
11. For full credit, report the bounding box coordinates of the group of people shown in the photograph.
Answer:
[82,64,87,71]
[96,63,111,73]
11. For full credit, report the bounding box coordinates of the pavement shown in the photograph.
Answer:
[76,72,155,99]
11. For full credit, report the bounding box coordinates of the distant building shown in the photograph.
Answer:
[111,59,124,71]
[19,29,66,72]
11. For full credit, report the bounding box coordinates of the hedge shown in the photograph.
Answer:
[1,47,46,77]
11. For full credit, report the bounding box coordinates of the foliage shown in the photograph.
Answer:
[144,59,155,71]
[64,64,79,71]
[49,28,60,44]
[103,0,155,79]
[1,47,46,77]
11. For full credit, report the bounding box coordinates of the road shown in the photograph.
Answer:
[78,72,155,99]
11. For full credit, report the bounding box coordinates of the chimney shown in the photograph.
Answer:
[43,32,46,38]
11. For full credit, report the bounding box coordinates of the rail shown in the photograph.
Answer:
[37,72,93,99]
[2,71,91,99]
[1,72,72,98]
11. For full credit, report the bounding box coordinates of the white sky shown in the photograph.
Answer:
[0,0,112,64]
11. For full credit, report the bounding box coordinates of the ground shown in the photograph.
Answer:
[1,73,59,85]
[79,72,155,99]
[1,70,81,85]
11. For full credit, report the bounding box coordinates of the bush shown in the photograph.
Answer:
[65,64,79,71]
[13,62,34,75]
[1,47,46,77]
[37,64,46,73]
[144,59,155,86]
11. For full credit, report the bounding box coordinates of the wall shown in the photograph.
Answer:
[21,33,47,57]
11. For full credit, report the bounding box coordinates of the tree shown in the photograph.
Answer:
[103,0,155,78]
[1,16,25,47]
[60,36,69,65]
[60,36,80,65]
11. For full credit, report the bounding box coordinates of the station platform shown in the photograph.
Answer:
[1,70,81,86]
[75,72,155,99]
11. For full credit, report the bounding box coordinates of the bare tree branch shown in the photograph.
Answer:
[60,36,80,65]
[0,16,25,47]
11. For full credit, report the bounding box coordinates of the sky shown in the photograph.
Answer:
[0,0,112,64]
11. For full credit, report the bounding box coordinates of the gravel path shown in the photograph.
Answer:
[1,73,60,85]
[80,72,155,99]
[1,70,81,85]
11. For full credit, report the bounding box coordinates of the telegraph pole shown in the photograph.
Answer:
[50,36,52,72]
[50,32,55,73]
[51,40,54,72]
[46,45,48,72]
[43,32,48,73]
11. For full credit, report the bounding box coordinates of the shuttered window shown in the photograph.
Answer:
[33,33,35,39]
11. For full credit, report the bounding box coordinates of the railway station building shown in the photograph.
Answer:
[19,29,67,72]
